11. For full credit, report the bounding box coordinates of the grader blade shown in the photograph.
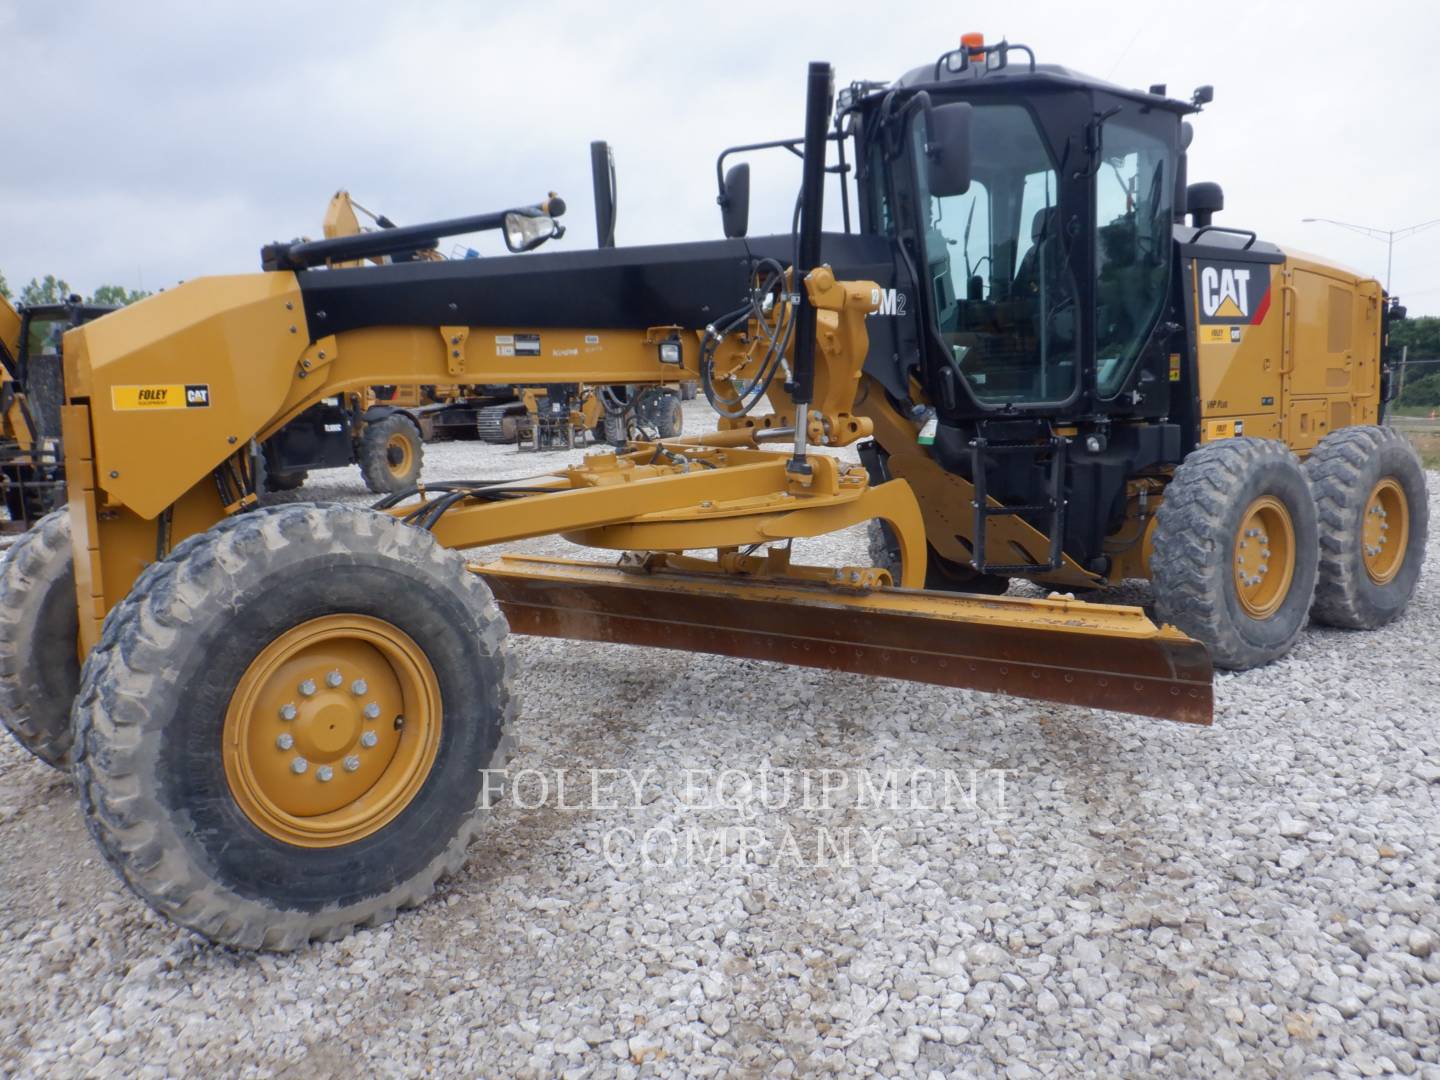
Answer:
[472,556,1213,724]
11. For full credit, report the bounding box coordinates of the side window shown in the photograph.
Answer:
[927,179,990,321]
[1094,117,1172,396]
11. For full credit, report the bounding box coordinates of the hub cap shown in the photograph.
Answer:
[1361,478,1408,585]
[1232,495,1296,619]
[386,432,412,476]
[223,615,441,848]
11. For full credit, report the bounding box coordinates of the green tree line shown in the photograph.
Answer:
[1388,316,1440,409]
[2,271,152,357]
[1,272,151,309]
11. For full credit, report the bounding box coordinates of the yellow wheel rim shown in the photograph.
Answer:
[386,431,413,477]
[223,615,441,848]
[1232,495,1296,619]
[1362,478,1408,585]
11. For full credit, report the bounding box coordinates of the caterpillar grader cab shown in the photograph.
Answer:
[0,42,1425,950]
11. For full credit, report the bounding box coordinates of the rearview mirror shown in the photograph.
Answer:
[503,211,563,253]
[925,102,973,198]
[719,162,750,239]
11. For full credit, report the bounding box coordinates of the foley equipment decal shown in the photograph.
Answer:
[111,384,211,410]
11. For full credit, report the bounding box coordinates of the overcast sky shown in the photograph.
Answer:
[3,0,1439,313]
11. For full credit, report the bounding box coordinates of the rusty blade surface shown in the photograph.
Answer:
[472,556,1214,725]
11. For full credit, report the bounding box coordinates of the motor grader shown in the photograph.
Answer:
[0,42,1426,951]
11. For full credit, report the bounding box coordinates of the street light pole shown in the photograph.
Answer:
[1301,216,1440,295]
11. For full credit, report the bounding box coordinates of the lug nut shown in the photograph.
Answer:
[276,732,294,750]
[316,765,334,782]
[343,755,361,772]
[326,670,343,688]
[351,679,368,696]
[361,731,379,748]
[299,679,317,697]
[363,702,381,720]
[291,757,308,774]
[279,703,298,721]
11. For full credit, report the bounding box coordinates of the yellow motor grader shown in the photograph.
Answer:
[0,43,1425,950]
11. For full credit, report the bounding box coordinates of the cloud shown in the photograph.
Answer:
[2,0,1437,311]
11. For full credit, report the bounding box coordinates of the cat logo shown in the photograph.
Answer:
[111,383,212,411]
[1197,261,1272,325]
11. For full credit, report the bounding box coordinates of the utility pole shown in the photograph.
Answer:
[1301,217,1440,295]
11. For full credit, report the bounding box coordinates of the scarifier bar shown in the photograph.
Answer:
[471,556,1213,724]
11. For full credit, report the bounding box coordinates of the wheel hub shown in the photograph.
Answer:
[1361,478,1408,585]
[223,615,441,848]
[386,432,411,474]
[1233,495,1296,619]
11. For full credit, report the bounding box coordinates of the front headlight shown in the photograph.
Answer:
[503,211,560,253]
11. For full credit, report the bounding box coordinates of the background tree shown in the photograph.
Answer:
[88,283,152,307]
[0,270,9,301]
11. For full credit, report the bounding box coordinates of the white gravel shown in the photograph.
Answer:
[1,401,1437,1078]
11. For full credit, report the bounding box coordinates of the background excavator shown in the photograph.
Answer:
[0,40,1425,950]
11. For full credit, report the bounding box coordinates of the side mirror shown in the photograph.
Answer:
[503,210,563,253]
[925,102,973,198]
[719,162,750,239]
[590,140,616,248]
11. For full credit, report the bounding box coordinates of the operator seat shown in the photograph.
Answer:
[1013,206,1056,296]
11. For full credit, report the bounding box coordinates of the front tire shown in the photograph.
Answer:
[73,504,516,950]
[0,509,80,768]
[359,415,424,494]
[1306,425,1428,629]
[1151,438,1319,670]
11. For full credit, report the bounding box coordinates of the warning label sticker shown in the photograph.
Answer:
[515,333,541,356]
[112,384,210,410]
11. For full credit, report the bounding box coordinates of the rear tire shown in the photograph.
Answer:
[0,509,80,768]
[654,392,683,439]
[73,504,516,950]
[866,519,1010,595]
[359,415,423,494]
[1151,438,1318,670]
[1306,425,1428,629]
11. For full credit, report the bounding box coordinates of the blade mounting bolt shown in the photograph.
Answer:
[363,702,381,720]
[299,679,317,697]
[326,670,343,688]
[291,757,308,774]
[316,765,334,782]
[351,679,368,696]
[361,731,379,748]
[343,755,361,772]
[276,733,294,750]
[279,703,298,721]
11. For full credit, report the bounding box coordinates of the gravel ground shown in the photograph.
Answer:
[1,401,1438,1078]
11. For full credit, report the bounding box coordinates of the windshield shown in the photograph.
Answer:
[912,103,1079,406]
[1094,114,1172,396]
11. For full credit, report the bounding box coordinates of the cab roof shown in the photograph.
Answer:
[893,44,1198,116]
